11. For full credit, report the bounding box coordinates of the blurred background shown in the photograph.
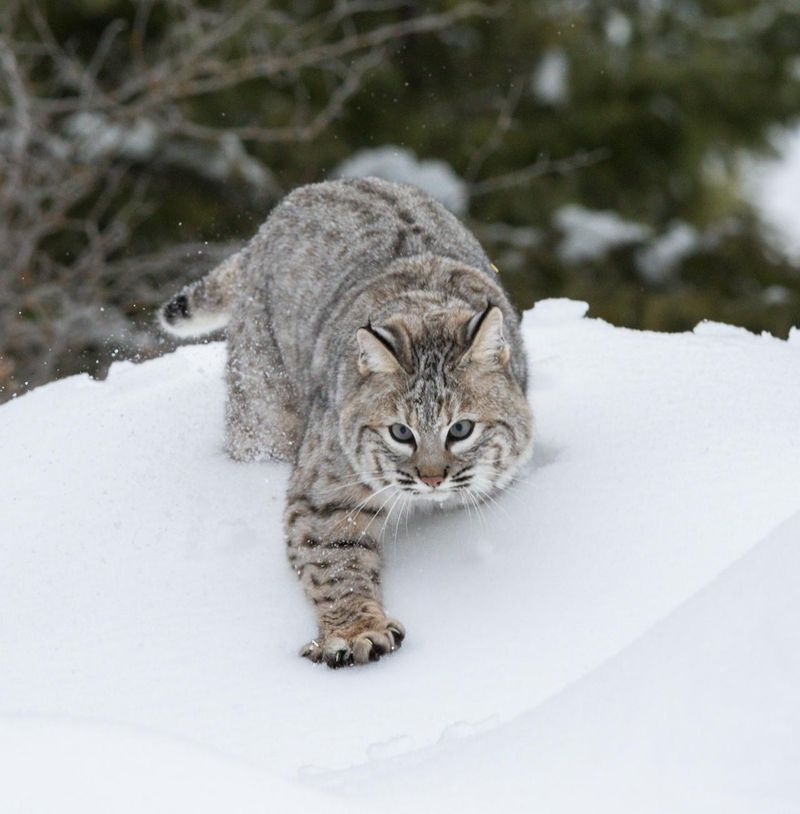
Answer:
[1,0,799,402]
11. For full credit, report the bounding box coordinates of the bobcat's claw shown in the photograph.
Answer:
[300,618,405,668]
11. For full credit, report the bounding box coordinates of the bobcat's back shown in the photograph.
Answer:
[241,178,496,378]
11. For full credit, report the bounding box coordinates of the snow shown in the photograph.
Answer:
[2,298,800,812]
[635,220,700,283]
[65,112,159,162]
[555,204,651,262]
[0,720,352,814]
[63,113,276,193]
[605,10,633,47]
[531,48,570,106]
[334,146,468,214]
[328,508,800,814]
[743,123,800,263]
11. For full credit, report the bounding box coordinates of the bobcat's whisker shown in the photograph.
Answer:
[330,483,395,534]
[470,476,513,522]
[381,491,405,547]
[321,470,388,494]
[465,489,488,531]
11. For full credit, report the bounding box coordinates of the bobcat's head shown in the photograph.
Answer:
[340,303,533,507]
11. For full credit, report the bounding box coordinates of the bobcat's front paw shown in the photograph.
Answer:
[300,618,405,668]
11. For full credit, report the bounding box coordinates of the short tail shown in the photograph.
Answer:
[158,251,243,338]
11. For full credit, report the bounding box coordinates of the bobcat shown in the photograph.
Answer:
[160,177,533,667]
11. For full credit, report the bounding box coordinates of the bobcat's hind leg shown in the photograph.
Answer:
[224,305,302,462]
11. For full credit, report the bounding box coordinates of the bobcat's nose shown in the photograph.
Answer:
[418,468,446,488]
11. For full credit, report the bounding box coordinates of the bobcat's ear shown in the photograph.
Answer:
[356,324,402,375]
[462,304,510,367]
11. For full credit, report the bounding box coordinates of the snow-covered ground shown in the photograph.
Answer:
[2,299,799,812]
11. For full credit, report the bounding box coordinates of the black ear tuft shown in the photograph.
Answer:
[356,323,403,375]
[163,293,189,325]
[462,303,509,367]
[465,300,494,345]
[363,320,401,358]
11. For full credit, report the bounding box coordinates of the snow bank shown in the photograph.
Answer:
[334,146,468,214]
[743,124,800,263]
[2,299,799,812]
[555,204,651,262]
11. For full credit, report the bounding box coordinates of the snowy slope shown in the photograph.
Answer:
[2,299,799,812]
[328,509,800,814]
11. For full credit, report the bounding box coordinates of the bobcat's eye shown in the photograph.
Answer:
[447,419,475,442]
[389,423,415,444]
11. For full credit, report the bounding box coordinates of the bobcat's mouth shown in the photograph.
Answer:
[404,484,463,507]
[419,488,453,503]
[393,477,458,500]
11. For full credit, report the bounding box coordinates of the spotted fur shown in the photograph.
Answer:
[160,178,533,667]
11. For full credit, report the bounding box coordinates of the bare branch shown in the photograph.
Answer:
[140,2,497,101]
[168,48,387,144]
[469,148,612,197]
[0,0,496,402]
[465,77,525,184]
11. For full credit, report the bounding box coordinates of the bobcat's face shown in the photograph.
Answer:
[341,305,533,506]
